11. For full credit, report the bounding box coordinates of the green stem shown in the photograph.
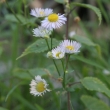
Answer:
[45,39,50,50]
[65,54,70,70]
[53,59,61,76]
[51,37,52,49]
[6,1,22,23]
[45,39,61,76]
[62,55,70,88]
[67,92,71,110]
[61,59,65,71]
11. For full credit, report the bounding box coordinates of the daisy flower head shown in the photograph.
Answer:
[51,46,65,59]
[30,8,53,18]
[30,75,50,96]
[60,40,81,54]
[33,26,52,38]
[41,13,67,29]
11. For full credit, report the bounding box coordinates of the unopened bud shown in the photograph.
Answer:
[44,35,50,39]
[65,70,68,73]
[47,51,53,58]
[58,78,63,82]
[74,16,81,23]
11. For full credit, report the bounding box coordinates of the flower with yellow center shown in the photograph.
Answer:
[48,14,58,22]
[33,26,52,38]
[41,13,67,29]
[51,46,65,59]
[60,40,81,54]
[30,8,53,18]
[30,75,50,96]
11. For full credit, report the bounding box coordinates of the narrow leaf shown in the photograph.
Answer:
[81,77,110,98]
[0,47,3,56]
[55,0,65,4]
[5,82,25,101]
[70,55,105,69]
[13,93,36,110]
[81,95,110,110]
[73,35,96,46]
[70,2,102,25]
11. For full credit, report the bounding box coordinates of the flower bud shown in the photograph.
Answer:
[47,51,53,58]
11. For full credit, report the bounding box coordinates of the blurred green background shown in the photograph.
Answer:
[0,0,110,110]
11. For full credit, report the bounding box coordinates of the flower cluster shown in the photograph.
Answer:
[48,40,81,59]
[31,8,67,38]
[29,8,81,97]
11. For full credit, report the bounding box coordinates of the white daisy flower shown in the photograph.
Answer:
[60,40,81,54]
[41,13,67,29]
[30,75,50,96]
[30,8,53,18]
[33,26,52,38]
[51,46,65,59]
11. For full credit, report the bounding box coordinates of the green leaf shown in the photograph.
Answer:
[5,14,26,23]
[13,68,31,80]
[55,0,65,4]
[17,38,60,60]
[81,95,110,110]
[70,2,102,25]
[73,35,96,46]
[70,55,105,69]
[5,82,25,101]
[13,68,49,80]
[28,68,49,76]
[35,104,44,110]
[5,14,36,26]
[0,107,8,110]
[13,93,36,110]
[0,47,3,56]
[81,77,110,98]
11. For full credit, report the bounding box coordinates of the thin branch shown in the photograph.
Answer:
[66,6,77,16]
[67,92,71,110]
[5,1,22,23]
[68,81,81,87]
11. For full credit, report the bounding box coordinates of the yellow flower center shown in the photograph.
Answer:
[36,82,46,92]
[66,46,74,50]
[56,52,61,57]
[48,14,58,22]
[40,11,44,15]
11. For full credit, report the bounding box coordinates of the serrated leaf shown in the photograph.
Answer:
[70,2,102,25]
[55,0,65,4]
[17,38,60,60]
[73,35,96,46]
[81,77,110,98]
[81,95,110,110]
[70,55,105,69]
[0,107,8,110]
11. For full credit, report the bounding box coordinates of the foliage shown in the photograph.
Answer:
[0,0,110,110]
